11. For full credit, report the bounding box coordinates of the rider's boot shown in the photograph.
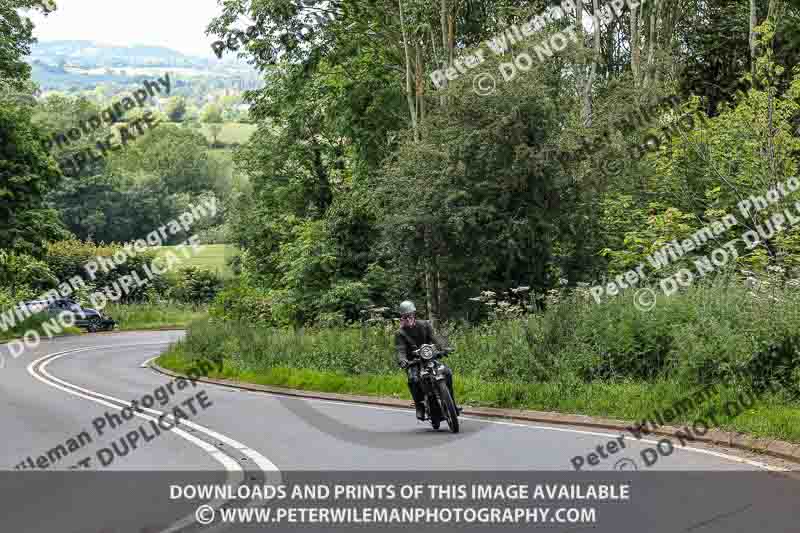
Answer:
[415,402,426,420]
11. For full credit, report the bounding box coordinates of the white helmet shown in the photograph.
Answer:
[398,300,416,315]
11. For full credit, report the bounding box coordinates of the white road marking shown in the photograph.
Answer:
[141,355,159,368]
[27,344,281,533]
[237,387,784,471]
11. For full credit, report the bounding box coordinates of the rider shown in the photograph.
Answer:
[395,300,458,420]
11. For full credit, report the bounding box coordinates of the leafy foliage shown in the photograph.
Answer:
[0,103,66,254]
[44,239,169,302]
[169,266,224,304]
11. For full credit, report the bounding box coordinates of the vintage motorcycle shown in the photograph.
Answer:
[410,344,460,433]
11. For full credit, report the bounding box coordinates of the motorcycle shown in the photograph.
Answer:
[410,344,460,433]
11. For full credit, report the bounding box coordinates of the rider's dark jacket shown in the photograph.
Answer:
[395,320,447,365]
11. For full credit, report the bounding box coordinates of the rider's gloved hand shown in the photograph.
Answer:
[399,359,410,369]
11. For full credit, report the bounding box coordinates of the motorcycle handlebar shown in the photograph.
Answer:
[408,349,452,361]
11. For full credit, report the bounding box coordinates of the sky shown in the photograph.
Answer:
[25,0,227,57]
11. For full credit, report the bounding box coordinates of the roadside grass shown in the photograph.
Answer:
[158,314,800,443]
[0,312,82,343]
[155,244,238,278]
[106,303,207,330]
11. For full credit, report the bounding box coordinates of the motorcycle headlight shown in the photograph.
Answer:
[420,346,435,360]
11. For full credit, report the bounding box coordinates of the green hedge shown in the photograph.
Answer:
[168,281,800,396]
[160,280,800,441]
[44,239,169,302]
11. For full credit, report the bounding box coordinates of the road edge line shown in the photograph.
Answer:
[149,361,800,468]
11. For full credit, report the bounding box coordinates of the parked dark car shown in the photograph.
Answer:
[24,298,116,332]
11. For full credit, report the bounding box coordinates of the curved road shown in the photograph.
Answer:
[1,331,798,533]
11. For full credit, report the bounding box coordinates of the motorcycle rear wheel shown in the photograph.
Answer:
[437,380,459,433]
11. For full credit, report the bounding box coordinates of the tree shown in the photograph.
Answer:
[0,1,56,87]
[49,170,197,244]
[165,96,188,122]
[106,124,215,194]
[207,0,800,327]
[201,103,224,146]
[0,104,67,255]
[208,123,223,147]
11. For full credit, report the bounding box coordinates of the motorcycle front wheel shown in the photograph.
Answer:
[437,380,459,433]
[427,397,442,430]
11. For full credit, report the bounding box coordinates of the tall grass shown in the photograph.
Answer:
[106,302,208,330]
[159,282,800,441]
[0,312,82,342]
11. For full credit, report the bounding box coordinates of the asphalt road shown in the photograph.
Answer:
[1,331,798,533]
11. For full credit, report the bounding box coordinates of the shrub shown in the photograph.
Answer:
[196,224,229,245]
[319,281,370,322]
[0,249,58,293]
[44,239,169,302]
[186,280,800,395]
[169,266,223,304]
[209,280,273,324]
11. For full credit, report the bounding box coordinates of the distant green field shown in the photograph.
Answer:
[200,123,257,145]
[157,244,238,278]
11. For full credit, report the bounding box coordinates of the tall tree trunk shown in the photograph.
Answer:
[582,0,601,127]
[574,0,585,114]
[768,0,782,20]
[644,0,658,87]
[416,42,424,122]
[311,146,331,211]
[631,4,640,84]
[431,0,451,320]
[438,0,449,107]
[437,268,448,322]
[607,15,615,74]
[750,0,758,77]
[440,0,449,68]
[424,256,438,325]
[399,0,418,141]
